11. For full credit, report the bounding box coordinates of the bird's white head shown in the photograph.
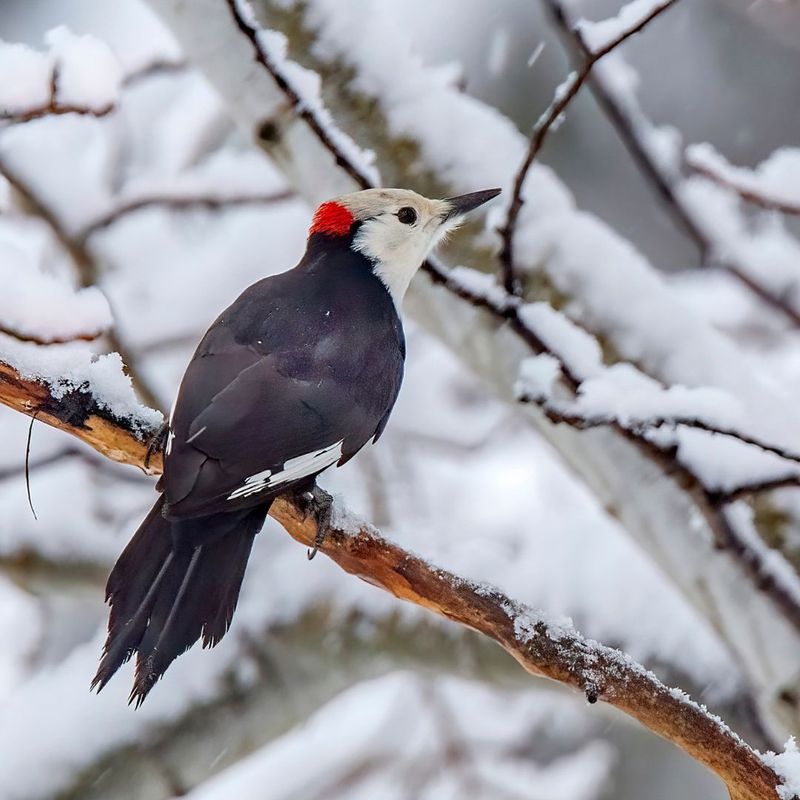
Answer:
[309,187,501,304]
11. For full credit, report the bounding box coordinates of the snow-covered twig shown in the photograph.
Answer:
[518,394,800,469]
[497,0,680,294]
[226,0,378,189]
[686,144,800,216]
[0,357,784,800]
[544,0,800,328]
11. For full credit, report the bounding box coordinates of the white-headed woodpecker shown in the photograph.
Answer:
[92,186,501,705]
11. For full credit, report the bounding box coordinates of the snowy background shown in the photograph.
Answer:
[0,0,799,798]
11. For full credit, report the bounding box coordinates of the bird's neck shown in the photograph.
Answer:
[304,230,418,308]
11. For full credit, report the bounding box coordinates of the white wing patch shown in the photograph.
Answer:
[227,439,344,501]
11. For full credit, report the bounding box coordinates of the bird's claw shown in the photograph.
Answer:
[296,484,333,560]
[144,422,169,472]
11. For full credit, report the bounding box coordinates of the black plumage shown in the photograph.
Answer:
[93,229,405,704]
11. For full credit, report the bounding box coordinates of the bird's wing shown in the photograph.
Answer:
[163,339,392,518]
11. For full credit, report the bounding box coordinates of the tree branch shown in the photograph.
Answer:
[497,0,680,294]
[0,356,784,800]
[687,157,800,217]
[77,188,295,244]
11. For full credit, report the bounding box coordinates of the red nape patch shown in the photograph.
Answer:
[309,201,354,237]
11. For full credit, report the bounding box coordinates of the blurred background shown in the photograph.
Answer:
[0,1,798,798]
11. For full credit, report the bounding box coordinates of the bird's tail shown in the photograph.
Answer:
[91,496,269,706]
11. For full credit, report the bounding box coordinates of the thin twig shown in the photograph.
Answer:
[24,413,38,520]
[688,159,800,217]
[1,65,114,124]
[78,188,295,243]
[225,0,374,190]
[519,395,800,467]
[497,0,680,294]
[123,59,187,87]
[0,324,101,346]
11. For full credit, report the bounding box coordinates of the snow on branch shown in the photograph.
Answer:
[497,0,679,293]
[687,144,800,216]
[0,29,120,123]
[0,353,786,800]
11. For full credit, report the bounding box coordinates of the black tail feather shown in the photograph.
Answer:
[92,498,269,704]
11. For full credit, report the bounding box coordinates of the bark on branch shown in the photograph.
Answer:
[0,358,786,800]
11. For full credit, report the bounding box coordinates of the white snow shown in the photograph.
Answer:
[675,427,800,495]
[567,364,743,429]
[517,303,604,380]
[679,176,800,303]
[515,354,562,399]
[0,335,162,433]
[687,142,800,210]
[0,240,111,341]
[0,3,790,798]
[45,27,121,111]
[0,42,52,114]
[577,0,675,53]
[487,28,510,77]
[763,737,800,800]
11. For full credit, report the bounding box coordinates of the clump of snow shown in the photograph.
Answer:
[515,354,562,400]
[518,303,604,380]
[0,336,162,434]
[675,428,800,495]
[763,737,800,800]
[0,241,111,341]
[679,176,800,302]
[329,492,376,536]
[687,142,800,210]
[0,42,52,114]
[45,27,121,111]
[447,265,510,308]
[573,364,744,428]
[577,0,675,53]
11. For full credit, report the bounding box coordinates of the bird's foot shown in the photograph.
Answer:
[294,483,333,560]
[144,422,170,472]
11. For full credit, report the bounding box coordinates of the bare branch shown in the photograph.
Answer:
[122,58,187,87]
[543,0,800,328]
[497,0,680,294]
[0,325,100,346]
[0,357,784,800]
[78,188,295,243]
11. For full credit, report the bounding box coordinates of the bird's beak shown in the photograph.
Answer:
[442,188,502,222]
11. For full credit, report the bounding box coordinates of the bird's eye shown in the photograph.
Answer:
[397,206,417,225]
